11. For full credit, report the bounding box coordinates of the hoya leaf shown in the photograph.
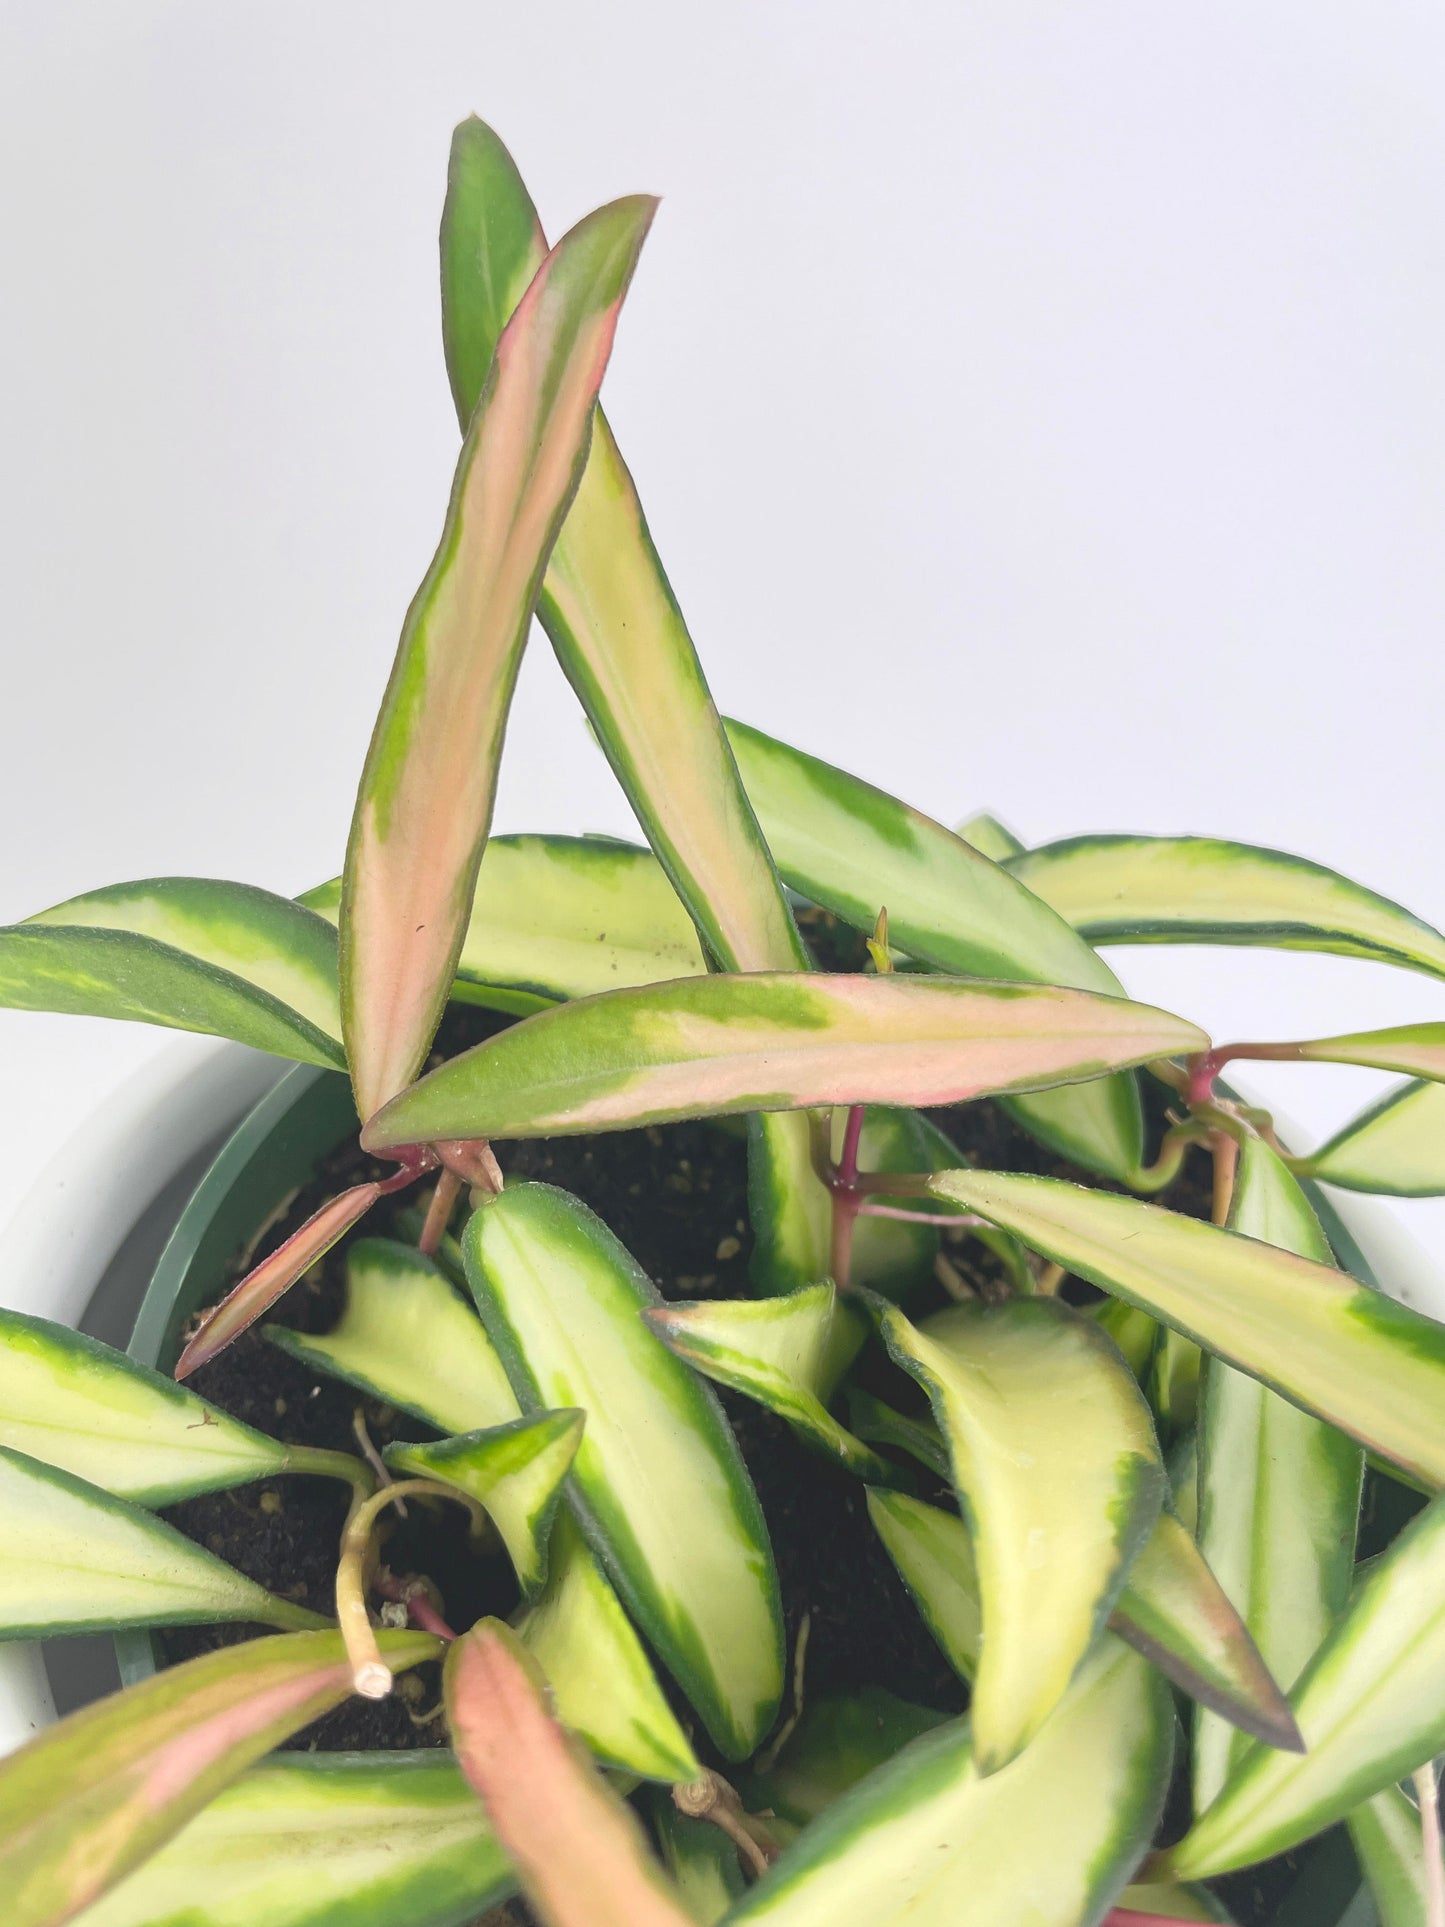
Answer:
[650,1794,747,1924]
[385,1409,583,1599]
[0,1446,327,1638]
[1291,1021,1445,1081]
[1007,835,1445,981]
[362,972,1206,1151]
[933,1169,1445,1490]
[0,1627,438,1927]
[303,833,707,1008]
[514,1510,700,1784]
[445,1618,695,1927]
[439,119,829,1296]
[1148,1328,1203,1437]
[1305,1079,1445,1197]
[645,1286,897,1483]
[464,1183,783,1760]
[722,1636,1172,1927]
[340,195,656,1120]
[267,1237,519,1434]
[740,1688,947,1829]
[1,880,345,1068]
[1114,1882,1236,1922]
[1348,1782,1444,1927]
[867,1490,1299,1754]
[725,719,1145,1181]
[847,1392,950,1480]
[1193,1140,1364,1812]
[68,1751,516,1927]
[954,811,1026,863]
[1093,1295,1162,1383]
[1168,1487,1445,1877]
[875,1296,1164,1770]
[0,1308,289,1505]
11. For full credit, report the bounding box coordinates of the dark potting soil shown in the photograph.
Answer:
[159,911,1290,1919]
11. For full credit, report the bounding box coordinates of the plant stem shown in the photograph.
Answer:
[856,1202,984,1227]
[1034,1261,1066,1297]
[418,1168,463,1255]
[1416,1760,1444,1927]
[281,1444,377,1518]
[828,1105,867,1288]
[336,1479,485,1697]
[1211,1130,1240,1228]
[672,1772,776,1879]
[259,1595,334,1633]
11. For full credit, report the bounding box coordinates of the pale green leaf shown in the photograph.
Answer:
[721,1637,1172,1926]
[515,1510,700,1783]
[464,1183,783,1760]
[1306,1079,1445,1197]
[385,1409,583,1599]
[954,811,1026,863]
[1,880,345,1067]
[1194,1140,1363,1811]
[933,1169,1445,1490]
[69,1751,516,1927]
[1007,834,1445,980]
[266,1236,519,1435]
[0,1446,326,1638]
[875,1296,1164,1770]
[1349,1782,1444,1927]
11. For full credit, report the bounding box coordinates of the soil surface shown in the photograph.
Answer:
[159,909,1309,1922]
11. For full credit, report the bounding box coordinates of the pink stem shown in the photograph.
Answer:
[828,1105,867,1289]
[836,1106,866,1187]
[1103,1912,1207,1926]
[418,1168,463,1256]
[857,1203,988,1228]
[407,1594,457,1642]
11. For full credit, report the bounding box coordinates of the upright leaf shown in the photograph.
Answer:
[1167,1487,1445,1877]
[267,1237,519,1434]
[0,1627,438,1927]
[1193,1140,1363,1810]
[440,118,828,1294]
[385,1409,583,1598]
[0,1309,289,1505]
[362,972,1206,1150]
[933,1169,1445,1489]
[875,1296,1164,1770]
[445,1619,695,1927]
[514,1510,700,1783]
[1007,835,1445,980]
[340,193,656,1119]
[0,1446,326,1638]
[1304,1079,1445,1197]
[722,1637,1172,1926]
[725,720,1144,1180]
[69,1752,516,1927]
[955,811,1026,862]
[0,881,345,1067]
[1348,1782,1445,1927]
[464,1183,783,1759]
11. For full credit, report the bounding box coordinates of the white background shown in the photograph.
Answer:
[2,1,1444,1264]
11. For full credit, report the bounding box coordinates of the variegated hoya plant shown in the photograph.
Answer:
[2,116,1445,1927]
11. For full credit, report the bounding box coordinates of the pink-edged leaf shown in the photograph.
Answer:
[362,972,1206,1150]
[444,1618,694,1927]
[339,194,656,1122]
[0,1627,440,1927]
[173,1180,382,1380]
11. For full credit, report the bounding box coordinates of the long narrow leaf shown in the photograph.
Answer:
[266,1237,519,1433]
[463,1183,783,1759]
[1291,1022,1445,1080]
[955,811,1026,862]
[340,194,655,1119]
[0,1627,438,1927]
[1167,1486,1445,1877]
[723,1637,1172,1926]
[1007,835,1445,980]
[0,1446,326,1638]
[515,1510,701,1783]
[445,1619,694,1927]
[726,720,1145,1179]
[932,1169,1445,1489]
[1348,1782,1444,1927]
[1304,1079,1445,1197]
[1193,1140,1363,1810]
[875,1296,1164,1771]
[69,1751,516,1927]
[0,1309,289,1504]
[362,972,1205,1150]
[1,879,345,1068]
[440,118,829,1295]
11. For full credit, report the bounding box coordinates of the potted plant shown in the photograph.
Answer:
[1,116,1444,1927]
